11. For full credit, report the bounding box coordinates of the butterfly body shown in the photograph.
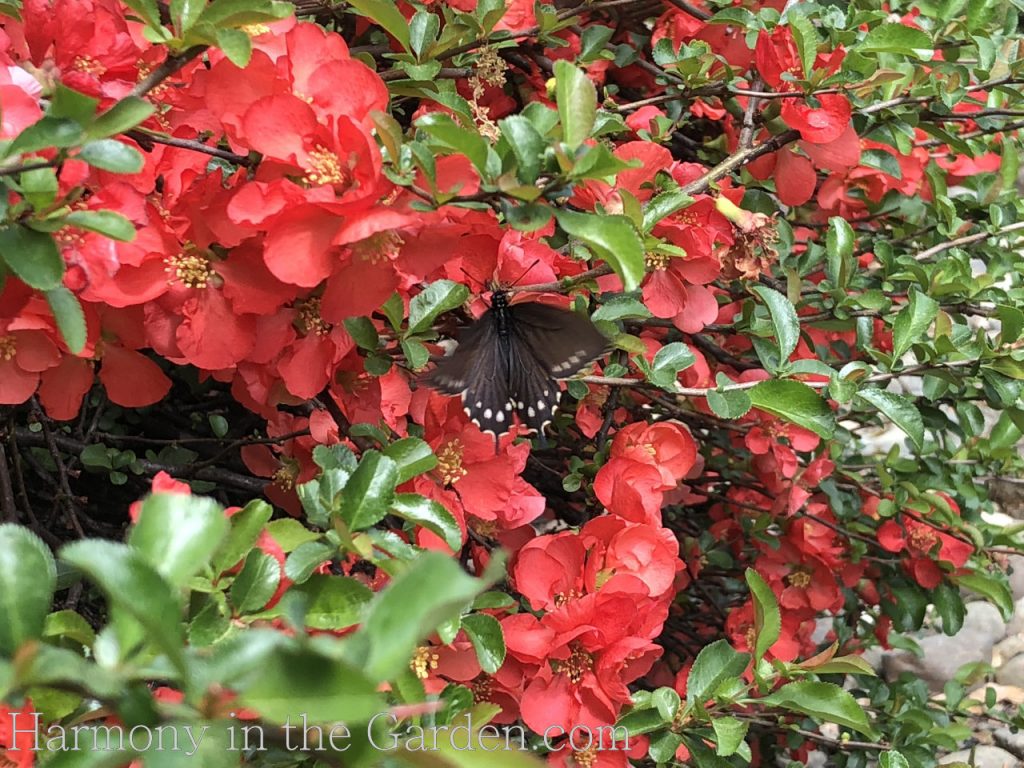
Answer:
[424,289,608,439]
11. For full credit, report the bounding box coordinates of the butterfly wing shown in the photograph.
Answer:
[423,309,513,437]
[508,302,609,379]
[507,330,560,434]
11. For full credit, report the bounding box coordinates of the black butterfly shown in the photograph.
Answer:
[424,289,608,439]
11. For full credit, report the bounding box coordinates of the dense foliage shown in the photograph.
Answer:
[2,0,1024,766]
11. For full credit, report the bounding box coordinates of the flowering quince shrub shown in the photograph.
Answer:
[3,0,1024,766]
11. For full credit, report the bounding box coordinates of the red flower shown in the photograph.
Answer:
[877,516,973,589]
[780,94,852,144]
[0,699,36,768]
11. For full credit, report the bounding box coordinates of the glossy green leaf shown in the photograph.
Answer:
[129,493,228,586]
[390,494,462,551]
[383,438,437,484]
[686,639,750,705]
[77,139,144,173]
[348,551,502,681]
[461,613,505,674]
[215,27,252,67]
[45,286,87,354]
[498,115,545,184]
[89,97,155,139]
[230,550,281,613]
[862,23,934,60]
[891,290,939,360]
[712,716,748,757]
[745,569,780,661]
[342,451,400,530]
[752,285,800,368]
[855,388,924,451]
[213,499,273,573]
[648,342,696,389]
[554,60,596,150]
[760,681,877,738]
[408,279,470,335]
[0,525,57,655]
[748,380,835,439]
[554,209,644,291]
[63,210,136,242]
[287,574,372,630]
[346,0,412,51]
[0,225,63,289]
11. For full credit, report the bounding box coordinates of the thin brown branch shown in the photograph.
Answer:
[126,129,252,165]
[130,45,207,99]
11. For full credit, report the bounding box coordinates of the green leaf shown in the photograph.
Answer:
[408,280,470,335]
[77,139,144,174]
[648,342,696,389]
[401,337,430,370]
[215,27,252,67]
[642,190,694,233]
[170,0,204,33]
[288,574,372,630]
[391,494,462,551]
[348,551,502,681]
[498,115,545,184]
[461,613,505,674]
[59,540,185,669]
[707,386,753,419]
[50,85,99,125]
[0,525,57,655]
[20,167,59,210]
[953,572,1014,620]
[745,569,781,661]
[0,225,63,289]
[344,316,379,350]
[266,519,322,552]
[346,0,411,51]
[592,297,651,323]
[891,290,939,360]
[712,716,748,757]
[996,305,1024,344]
[879,750,911,768]
[129,494,228,587]
[213,499,273,573]
[862,23,934,60]
[855,388,924,451]
[45,286,87,354]
[342,451,400,530]
[7,117,83,155]
[382,438,437,484]
[554,60,596,150]
[416,113,490,176]
[230,550,281,613]
[932,581,966,635]
[686,639,750,705]
[786,9,818,78]
[44,610,96,647]
[751,286,800,368]
[284,541,335,584]
[760,681,877,738]
[88,97,155,139]
[237,644,382,724]
[554,209,644,292]
[193,0,292,28]
[409,10,440,59]
[825,216,855,289]
[63,210,136,242]
[748,380,835,439]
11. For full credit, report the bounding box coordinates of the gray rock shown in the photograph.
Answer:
[994,727,1024,759]
[884,603,1005,691]
[994,635,1024,665]
[1010,556,1024,602]
[1004,596,1024,639]
[996,654,1024,687]
[939,745,1018,767]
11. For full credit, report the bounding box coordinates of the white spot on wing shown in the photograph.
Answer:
[484,408,492,419]
[496,411,504,422]
[537,400,547,411]
[527,406,535,417]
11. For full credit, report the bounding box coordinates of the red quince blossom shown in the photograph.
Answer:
[877,510,974,589]
[0,699,36,768]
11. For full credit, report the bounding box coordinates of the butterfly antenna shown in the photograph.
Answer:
[506,259,542,290]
